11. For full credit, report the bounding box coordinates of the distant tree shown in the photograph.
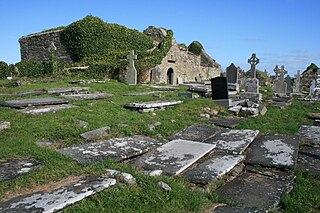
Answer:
[307,63,319,71]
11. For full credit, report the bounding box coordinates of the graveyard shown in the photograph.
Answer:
[0,14,320,213]
[0,72,319,212]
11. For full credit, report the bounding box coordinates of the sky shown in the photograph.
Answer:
[1,0,320,77]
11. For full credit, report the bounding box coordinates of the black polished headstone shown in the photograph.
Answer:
[211,77,229,100]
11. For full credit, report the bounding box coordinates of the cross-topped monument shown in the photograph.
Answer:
[293,70,301,93]
[279,65,287,82]
[274,65,280,79]
[126,50,138,85]
[248,53,259,78]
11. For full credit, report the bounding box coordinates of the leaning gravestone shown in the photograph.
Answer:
[211,77,231,107]
[126,50,138,85]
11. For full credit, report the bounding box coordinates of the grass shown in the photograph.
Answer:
[0,78,319,212]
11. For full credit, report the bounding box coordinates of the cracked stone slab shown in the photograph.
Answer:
[0,176,116,213]
[245,134,299,169]
[216,166,295,211]
[204,129,259,155]
[60,93,113,100]
[0,158,42,181]
[19,104,76,115]
[299,125,320,146]
[208,117,246,129]
[45,87,89,94]
[0,90,46,97]
[0,98,68,108]
[58,135,163,166]
[0,121,10,131]
[129,139,216,176]
[297,153,320,175]
[169,124,222,142]
[80,126,111,140]
[124,100,183,111]
[182,154,244,184]
[123,91,162,96]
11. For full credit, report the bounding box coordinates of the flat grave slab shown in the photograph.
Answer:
[58,135,163,166]
[0,158,42,181]
[299,125,320,146]
[80,126,111,140]
[297,153,320,175]
[147,85,179,91]
[204,129,259,155]
[45,87,89,94]
[124,100,183,112]
[216,166,295,211]
[208,117,245,129]
[19,104,76,115]
[129,139,216,176]
[182,154,244,184]
[123,91,162,96]
[0,97,68,108]
[0,176,116,213]
[169,124,221,142]
[245,134,299,169]
[0,121,10,131]
[0,90,46,97]
[60,93,113,100]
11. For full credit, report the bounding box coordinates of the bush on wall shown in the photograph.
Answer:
[188,41,204,56]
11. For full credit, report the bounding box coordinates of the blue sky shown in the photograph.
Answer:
[1,0,319,76]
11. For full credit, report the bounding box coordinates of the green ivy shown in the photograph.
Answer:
[188,41,203,56]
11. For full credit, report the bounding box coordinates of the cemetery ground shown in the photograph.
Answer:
[0,78,319,213]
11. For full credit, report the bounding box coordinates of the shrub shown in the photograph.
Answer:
[15,60,46,78]
[188,41,203,56]
[0,61,9,79]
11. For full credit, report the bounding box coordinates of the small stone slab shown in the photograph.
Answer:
[45,87,89,94]
[182,154,244,184]
[19,104,76,115]
[129,139,216,176]
[0,121,10,131]
[123,91,162,96]
[245,134,299,169]
[147,85,179,91]
[80,126,111,140]
[299,125,320,146]
[60,93,113,100]
[0,97,68,108]
[216,166,295,211]
[204,129,259,155]
[58,135,163,166]
[209,117,245,129]
[297,153,320,175]
[169,124,221,142]
[0,158,42,181]
[0,90,46,97]
[124,100,183,112]
[0,176,116,213]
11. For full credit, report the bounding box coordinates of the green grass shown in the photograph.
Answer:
[0,78,319,212]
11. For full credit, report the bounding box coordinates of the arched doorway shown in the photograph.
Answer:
[167,68,174,84]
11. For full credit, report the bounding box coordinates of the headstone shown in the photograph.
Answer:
[226,63,239,84]
[129,139,216,176]
[244,78,259,93]
[0,176,116,213]
[204,129,259,155]
[293,70,301,93]
[275,65,287,94]
[248,53,259,78]
[211,77,231,107]
[274,65,280,79]
[124,100,183,112]
[58,135,163,166]
[245,134,299,169]
[0,97,68,108]
[285,75,292,95]
[126,50,138,85]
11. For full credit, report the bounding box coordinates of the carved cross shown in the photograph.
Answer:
[248,53,259,78]
[274,65,280,79]
[127,50,137,67]
[279,65,287,83]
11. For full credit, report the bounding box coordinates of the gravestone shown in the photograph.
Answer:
[0,97,68,108]
[274,65,280,79]
[126,50,137,85]
[293,70,301,93]
[19,104,76,115]
[124,100,183,112]
[60,93,113,100]
[275,65,287,94]
[211,77,231,107]
[244,78,259,93]
[285,75,292,95]
[226,63,239,84]
[248,53,259,78]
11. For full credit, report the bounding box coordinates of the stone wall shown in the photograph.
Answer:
[19,30,73,63]
[148,38,221,84]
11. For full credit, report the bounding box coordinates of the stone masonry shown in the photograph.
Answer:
[19,30,73,63]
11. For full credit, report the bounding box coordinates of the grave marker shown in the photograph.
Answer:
[248,53,259,78]
[126,50,137,85]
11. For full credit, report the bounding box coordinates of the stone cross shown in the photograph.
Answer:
[293,70,301,93]
[279,65,287,82]
[248,53,259,78]
[274,65,280,79]
[126,50,138,85]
